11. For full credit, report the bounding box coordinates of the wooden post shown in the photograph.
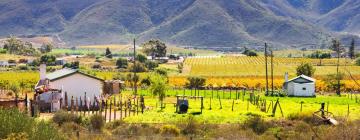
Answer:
[109,100,112,122]
[105,100,108,121]
[218,97,222,109]
[347,104,350,116]
[201,97,203,114]
[124,101,127,118]
[136,97,139,115]
[75,97,78,115]
[114,97,116,120]
[65,92,68,110]
[247,99,249,111]
[119,100,122,120]
[232,99,234,111]
[242,89,245,101]
[79,97,83,116]
[211,87,214,98]
[70,96,74,114]
[209,97,212,110]
[300,101,303,112]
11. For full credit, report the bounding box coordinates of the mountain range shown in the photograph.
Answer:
[0,0,359,48]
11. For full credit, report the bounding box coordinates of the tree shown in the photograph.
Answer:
[39,43,53,53]
[154,68,168,77]
[40,54,56,65]
[330,39,342,95]
[116,58,128,69]
[149,74,167,109]
[126,73,139,94]
[144,60,158,70]
[355,57,360,66]
[185,77,206,89]
[141,39,167,57]
[136,54,147,63]
[63,61,79,69]
[105,47,112,58]
[3,37,22,54]
[349,38,355,59]
[296,63,315,77]
[128,62,147,72]
[242,47,258,56]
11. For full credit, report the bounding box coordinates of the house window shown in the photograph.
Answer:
[302,87,306,90]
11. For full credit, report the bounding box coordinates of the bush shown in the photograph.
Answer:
[17,65,29,70]
[160,125,180,137]
[0,109,64,140]
[181,115,199,135]
[355,57,360,66]
[105,120,124,130]
[244,116,272,134]
[89,114,104,131]
[287,112,313,124]
[52,110,82,126]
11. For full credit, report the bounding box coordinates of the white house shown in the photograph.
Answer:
[283,73,316,97]
[35,64,104,111]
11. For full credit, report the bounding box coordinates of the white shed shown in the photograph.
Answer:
[283,74,316,97]
[46,69,104,103]
[35,64,104,110]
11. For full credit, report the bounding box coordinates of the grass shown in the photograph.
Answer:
[114,89,360,124]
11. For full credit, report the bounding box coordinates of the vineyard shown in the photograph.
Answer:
[175,56,360,91]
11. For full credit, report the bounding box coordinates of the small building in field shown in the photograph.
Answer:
[283,74,316,97]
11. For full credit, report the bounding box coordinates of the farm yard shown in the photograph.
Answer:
[1,40,360,139]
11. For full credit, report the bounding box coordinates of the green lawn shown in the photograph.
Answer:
[114,89,360,124]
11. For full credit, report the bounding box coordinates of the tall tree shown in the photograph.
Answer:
[105,47,112,58]
[39,43,53,53]
[331,39,342,95]
[349,38,355,59]
[141,39,167,57]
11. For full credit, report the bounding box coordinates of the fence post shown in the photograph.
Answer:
[232,99,234,111]
[75,97,78,115]
[109,100,112,122]
[65,92,68,110]
[79,97,83,116]
[71,96,74,114]
[209,97,212,110]
[105,100,108,121]
[114,97,116,120]
[218,96,222,109]
[300,101,303,112]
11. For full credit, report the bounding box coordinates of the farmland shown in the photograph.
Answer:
[119,89,360,123]
[170,56,360,91]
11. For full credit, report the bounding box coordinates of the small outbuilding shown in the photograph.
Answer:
[283,74,316,97]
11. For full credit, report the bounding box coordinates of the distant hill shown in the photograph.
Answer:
[0,0,359,48]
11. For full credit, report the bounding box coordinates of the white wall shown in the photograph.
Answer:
[49,73,103,104]
[287,82,315,97]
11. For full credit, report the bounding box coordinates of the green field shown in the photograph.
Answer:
[115,89,360,124]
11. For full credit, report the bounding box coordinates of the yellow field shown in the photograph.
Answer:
[184,56,359,76]
[174,56,360,91]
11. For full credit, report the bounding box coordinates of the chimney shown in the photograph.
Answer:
[40,63,46,80]
[285,72,288,82]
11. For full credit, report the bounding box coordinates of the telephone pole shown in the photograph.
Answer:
[271,49,274,96]
[265,43,269,96]
[133,38,137,95]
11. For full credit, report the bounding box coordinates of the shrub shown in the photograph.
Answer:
[17,65,29,70]
[0,109,64,140]
[181,115,199,135]
[89,114,104,131]
[243,116,272,134]
[160,125,180,137]
[355,57,360,66]
[52,110,82,126]
[105,120,124,130]
[61,122,84,134]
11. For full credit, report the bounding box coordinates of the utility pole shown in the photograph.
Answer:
[265,43,269,96]
[133,38,137,95]
[336,41,340,96]
[271,49,274,96]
